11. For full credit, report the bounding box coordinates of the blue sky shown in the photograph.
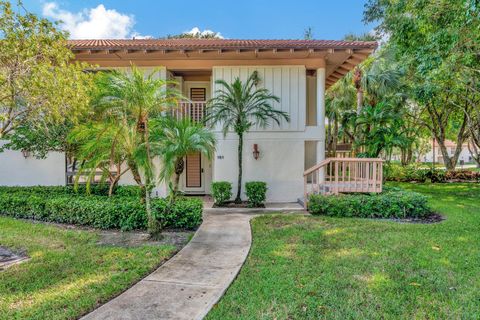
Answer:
[21,0,373,39]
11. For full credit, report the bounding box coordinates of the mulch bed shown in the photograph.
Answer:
[387,213,445,224]
[17,218,194,248]
[213,201,265,208]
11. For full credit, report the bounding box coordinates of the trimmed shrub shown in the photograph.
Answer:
[152,197,203,229]
[445,169,480,181]
[211,181,232,206]
[0,189,202,231]
[384,163,429,182]
[245,181,267,208]
[308,187,432,219]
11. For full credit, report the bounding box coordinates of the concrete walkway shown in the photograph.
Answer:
[82,211,253,320]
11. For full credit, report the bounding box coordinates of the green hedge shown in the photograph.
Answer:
[0,187,202,231]
[384,164,430,182]
[384,163,480,183]
[308,187,432,219]
[0,185,141,197]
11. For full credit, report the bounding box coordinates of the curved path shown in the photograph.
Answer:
[82,211,253,320]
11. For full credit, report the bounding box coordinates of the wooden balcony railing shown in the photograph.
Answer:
[303,157,383,208]
[171,101,207,122]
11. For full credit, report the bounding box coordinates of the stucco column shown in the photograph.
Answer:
[316,68,326,162]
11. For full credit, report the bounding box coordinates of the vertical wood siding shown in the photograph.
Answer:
[212,66,306,132]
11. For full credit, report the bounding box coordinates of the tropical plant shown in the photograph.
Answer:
[151,117,216,199]
[72,67,182,235]
[326,48,410,159]
[68,119,136,196]
[355,103,408,158]
[207,71,290,203]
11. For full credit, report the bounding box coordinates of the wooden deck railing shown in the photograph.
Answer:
[171,101,207,122]
[303,157,383,208]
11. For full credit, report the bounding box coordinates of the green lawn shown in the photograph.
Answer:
[207,183,480,319]
[0,218,176,320]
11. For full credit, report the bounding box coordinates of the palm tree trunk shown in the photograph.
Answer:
[128,160,144,194]
[173,173,181,194]
[356,89,363,115]
[142,118,160,236]
[235,132,243,203]
[333,117,338,156]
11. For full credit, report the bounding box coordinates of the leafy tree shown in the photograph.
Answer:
[0,1,92,142]
[207,72,289,203]
[165,29,222,39]
[1,119,74,158]
[364,0,480,169]
[343,32,378,42]
[152,117,216,198]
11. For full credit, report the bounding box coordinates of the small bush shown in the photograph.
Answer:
[245,181,267,208]
[0,188,202,231]
[308,187,432,219]
[211,181,232,206]
[427,169,446,183]
[151,197,203,229]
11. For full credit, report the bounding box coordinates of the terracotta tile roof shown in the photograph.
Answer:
[68,39,377,51]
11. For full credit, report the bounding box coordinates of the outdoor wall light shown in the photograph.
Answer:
[253,144,260,160]
[21,150,30,158]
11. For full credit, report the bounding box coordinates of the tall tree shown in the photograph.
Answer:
[0,1,92,142]
[207,72,289,203]
[364,0,480,169]
[82,67,181,235]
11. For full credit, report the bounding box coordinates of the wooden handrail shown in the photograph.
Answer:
[303,159,331,176]
[303,158,383,176]
[302,157,384,209]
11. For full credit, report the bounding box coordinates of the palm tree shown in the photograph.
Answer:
[151,117,216,198]
[87,66,182,234]
[355,103,407,158]
[68,119,134,196]
[207,71,290,203]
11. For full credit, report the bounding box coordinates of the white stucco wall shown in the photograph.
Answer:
[0,141,66,186]
[210,65,324,202]
[213,134,304,202]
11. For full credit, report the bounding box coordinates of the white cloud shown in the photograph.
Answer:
[42,2,150,39]
[185,27,224,39]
